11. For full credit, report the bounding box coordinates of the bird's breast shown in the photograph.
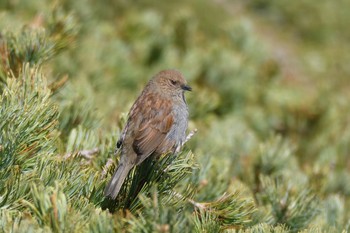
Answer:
[166,102,189,147]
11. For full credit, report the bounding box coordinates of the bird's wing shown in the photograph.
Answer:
[132,95,174,160]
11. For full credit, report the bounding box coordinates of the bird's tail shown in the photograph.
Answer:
[104,162,133,199]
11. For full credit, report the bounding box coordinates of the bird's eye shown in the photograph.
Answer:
[170,80,177,85]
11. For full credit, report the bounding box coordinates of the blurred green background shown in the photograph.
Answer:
[1,0,350,232]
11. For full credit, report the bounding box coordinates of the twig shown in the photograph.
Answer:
[172,190,206,210]
[101,158,114,179]
[78,148,99,159]
[176,128,197,153]
[64,147,99,160]
[183,128,198,146]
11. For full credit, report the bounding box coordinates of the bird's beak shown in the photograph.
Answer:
[181,84,192,91]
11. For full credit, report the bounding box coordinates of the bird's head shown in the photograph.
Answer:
[151,69,192,97]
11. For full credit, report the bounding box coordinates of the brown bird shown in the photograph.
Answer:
[104,69,191,199]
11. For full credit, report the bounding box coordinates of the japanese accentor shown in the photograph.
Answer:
[104,69,191,199]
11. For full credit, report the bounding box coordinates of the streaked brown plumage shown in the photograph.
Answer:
[104,69,191,199]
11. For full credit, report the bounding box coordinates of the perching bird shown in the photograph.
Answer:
[104,69,191,199]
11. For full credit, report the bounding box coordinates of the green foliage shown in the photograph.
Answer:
[193,209,221,233]
[1,0,349,232]
[127,189,192,233]
[196,191,256,230]
[102,150,198,212]
[0,6,77,83]
[22,183,70,232]
[258,176,319,232]
[0,65,59,210]
[238,223,290,233]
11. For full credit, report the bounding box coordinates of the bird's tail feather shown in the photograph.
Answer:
[104,163,133,199]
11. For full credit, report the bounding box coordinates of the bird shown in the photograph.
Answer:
[104,69,191,200]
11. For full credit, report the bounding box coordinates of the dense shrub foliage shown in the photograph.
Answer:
[1,0,349,232]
